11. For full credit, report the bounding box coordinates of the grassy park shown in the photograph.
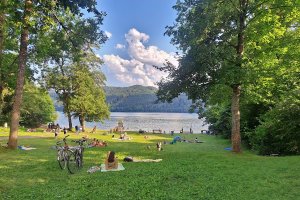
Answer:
[0,0,299,199]
[0,128,299,200]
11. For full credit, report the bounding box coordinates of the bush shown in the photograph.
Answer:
[249,96,300,155]
[203,104,231,138]
[19,83,57,128]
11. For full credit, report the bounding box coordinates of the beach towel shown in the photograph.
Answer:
[133,159,162,163]
[18,146,37,150]
[100,163,125,172]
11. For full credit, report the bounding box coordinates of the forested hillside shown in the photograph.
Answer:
[51,85,193,113]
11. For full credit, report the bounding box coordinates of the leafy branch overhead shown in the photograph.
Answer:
[159,0,300,154]
[0,0,109,149]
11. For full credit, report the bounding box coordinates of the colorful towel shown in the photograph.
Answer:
[100,163,125,172]
[133,159,162,163]
[18,146,37,150]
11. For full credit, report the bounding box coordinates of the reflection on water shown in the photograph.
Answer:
[56,112,209,133]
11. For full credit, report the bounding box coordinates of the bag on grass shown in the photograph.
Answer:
[123,156,133,162]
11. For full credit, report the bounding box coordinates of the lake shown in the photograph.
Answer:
[56,112,209,133]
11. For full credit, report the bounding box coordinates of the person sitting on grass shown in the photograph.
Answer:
[156,142,162,151]
[105,151,118,170]
[89,138,97,146]
[96,140,107,147]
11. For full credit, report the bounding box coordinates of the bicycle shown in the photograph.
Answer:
[56,135,72,170]
[66,138,87,174]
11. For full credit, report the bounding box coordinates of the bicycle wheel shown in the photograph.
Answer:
[57,150,66,169]
[78,149,83,168]
[67,150,80,174]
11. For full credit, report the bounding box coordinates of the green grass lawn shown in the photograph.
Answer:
[0,127,299,200]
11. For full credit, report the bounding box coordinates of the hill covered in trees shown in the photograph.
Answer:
[105,85,192,112]
[51,85,193,113]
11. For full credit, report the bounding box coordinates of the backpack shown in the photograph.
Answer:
[123,156,133,162]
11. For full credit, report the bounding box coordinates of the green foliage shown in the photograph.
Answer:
[248,92,300,155]
[245,1,300,105]
[31,7,108,130]
[51,85,194,113]
[0,131,299,199]
[20,83,57,128]
[158,0,245,103]
[69,65,110,122]
[105,85,193,113]
[160,0,300,154]
[241,1,300,154]
[203,103,231,138]
[1,83,57,128]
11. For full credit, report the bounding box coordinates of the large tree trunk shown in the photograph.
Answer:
[0,0,6,111]
[8,0,32,149]
[67,111,72,131]
[231,85,241,152]
[79,115,85,132]
[230,0,247,153]
[59,60,73,131]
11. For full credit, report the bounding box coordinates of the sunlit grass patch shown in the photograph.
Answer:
[0,130,299,199]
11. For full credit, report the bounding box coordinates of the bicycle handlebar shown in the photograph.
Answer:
[71,139,87,145]
[56,135,70,146]
[63,135,70,140]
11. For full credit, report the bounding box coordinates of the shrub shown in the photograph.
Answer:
[20,83,57,128]
[249,95,300,155]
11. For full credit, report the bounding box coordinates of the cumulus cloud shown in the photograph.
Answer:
[104,31,112,39]
[115,44,125,49]
[103,28,178,87]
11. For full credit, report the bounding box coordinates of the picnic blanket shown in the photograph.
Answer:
[87,163,125,173]
[18,146,37,150]
[133,159,162,163]
[100,163,125,172]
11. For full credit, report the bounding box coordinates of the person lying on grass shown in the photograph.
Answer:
[89,138,97,146]
[96,140,107,147]
[88,138,107,147]
[123,156,162,162]
[105,151,118,170]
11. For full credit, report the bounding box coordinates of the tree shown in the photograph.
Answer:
[157,0,300,153]
[0,0,21,120]
[8,0,106,149]
[20,83,57,128]
[35,8,107,131]
[242,1,300,154]
[0,0,6,107]
[8,0,32,149]
[70,62,109,132]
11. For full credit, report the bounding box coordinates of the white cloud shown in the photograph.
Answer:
[103,28,178,87]
[115,44,125,49]
[104,31,112,39]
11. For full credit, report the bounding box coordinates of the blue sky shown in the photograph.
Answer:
[95,0,179,87]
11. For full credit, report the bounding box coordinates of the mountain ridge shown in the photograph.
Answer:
[51,85,193,113]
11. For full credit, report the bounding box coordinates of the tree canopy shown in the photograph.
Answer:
[158,0,300,154]
[0,0,109,149]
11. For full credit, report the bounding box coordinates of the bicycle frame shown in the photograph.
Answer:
[56,135,71,170]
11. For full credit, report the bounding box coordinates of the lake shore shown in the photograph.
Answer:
[55,111,209,133]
